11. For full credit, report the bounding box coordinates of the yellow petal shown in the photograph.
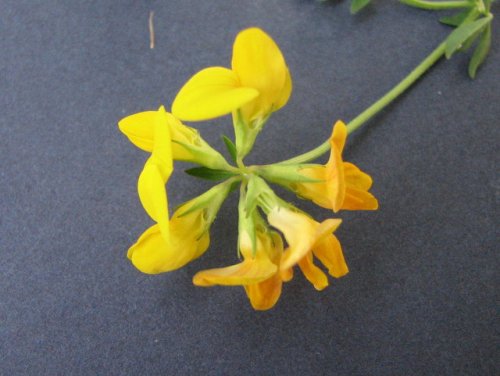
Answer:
[137,160,169,239]
[298,252,329,291]
[127,224,204,274]
[232,28,290,120]
[313,234,349,278]
[165,113,199,161]
[118,111,155,152]
[244,274,283,310]
[127,225,169,274]
[172,67,259,121]
[268,208,317,270]
[169,204,210,262]
[273,67,292,111]
[151,106,173,179]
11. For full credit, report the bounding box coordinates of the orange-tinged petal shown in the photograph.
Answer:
[244,273,282,310]
[268,207,341,270]
[343,189,379,210]
[192,257,277,286]
[280,267,294,282]
[313,234,349,278]
[118,111,155,152]
[298,252,329,291]
[172,67,259,121]
[331,120,347,153]
[293,166,332,209]
[326,141,345,213]
[193,230,278,286]
[344,162,373,191]
[232,27,290,120]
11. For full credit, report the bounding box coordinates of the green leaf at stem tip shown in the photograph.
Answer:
[222,135,237,164]
[184,167,235,181]
[351,0,371,13]
[469,25,491,78]
[445,16,492,58]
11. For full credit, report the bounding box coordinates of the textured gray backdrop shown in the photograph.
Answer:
[1,0,498,375]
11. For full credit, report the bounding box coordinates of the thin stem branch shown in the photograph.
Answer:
[399,0,472,10]
[277,41,448,165]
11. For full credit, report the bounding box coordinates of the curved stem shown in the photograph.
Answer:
[278,40,447,165]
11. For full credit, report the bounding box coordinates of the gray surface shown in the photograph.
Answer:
[1,1,498,375]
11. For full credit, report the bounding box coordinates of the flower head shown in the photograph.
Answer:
[294,120,379,212]
[172,27,292,124]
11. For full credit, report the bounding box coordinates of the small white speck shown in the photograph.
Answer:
[437,91,442,95]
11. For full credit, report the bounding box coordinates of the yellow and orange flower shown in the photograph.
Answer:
[193,224,286,310]
[295,120,378,212]
[267,206,348,290]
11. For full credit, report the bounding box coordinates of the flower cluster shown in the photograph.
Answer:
[119,28,378,310]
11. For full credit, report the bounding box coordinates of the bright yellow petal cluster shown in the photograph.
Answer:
[172,27,292,123]
[295,120,379,212]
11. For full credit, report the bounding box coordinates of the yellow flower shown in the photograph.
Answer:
[193,226,285,310]
[118,107,230,170]
[127,201,210,274]
[127,180,233,275]
[295,120,379,212]
[267,206,348,290]
[172,27,292,124]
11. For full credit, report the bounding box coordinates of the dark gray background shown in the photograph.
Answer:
[1,0,498,375]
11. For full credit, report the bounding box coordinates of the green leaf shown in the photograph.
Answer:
[468,25,491,78]
[439,8,475,27]
[221,135,237,164]
[184,167,235,181]
[445,16,491,58]
[351,0,371,13]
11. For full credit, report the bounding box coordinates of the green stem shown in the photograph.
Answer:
[400,0,472,10]
[278,40,447,165]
